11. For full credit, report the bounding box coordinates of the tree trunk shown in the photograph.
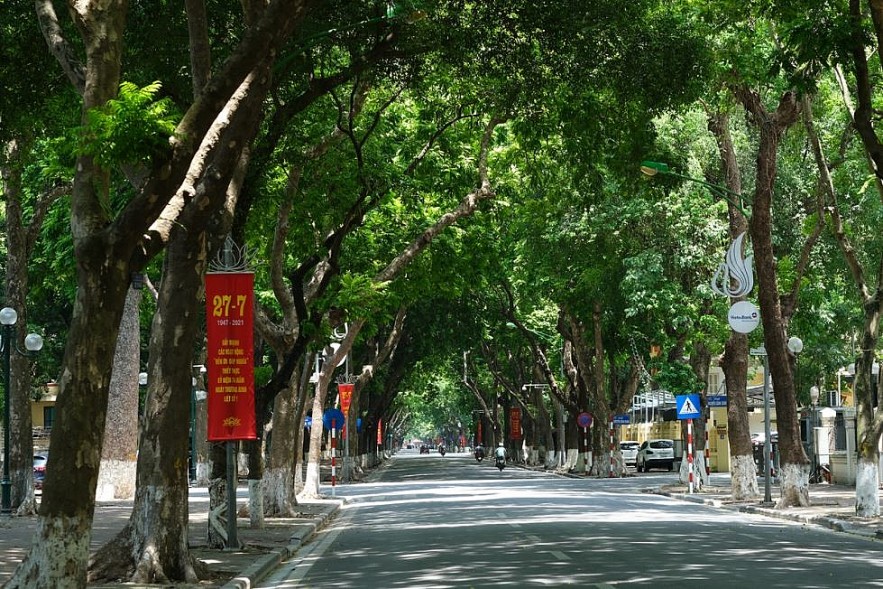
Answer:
[263,373,301,516]
[809,66,883,516]
[10,351,37,516]
[263,354,310,517]
[6,293,37,516]
[738,88,808,507]
[302,390,327,499]
[89,228,209,583]
[3,140,56,515]
[723,333,758,499]
[96,286,141,501]
[854,321,882,516]
[8,261,132,587]
[708,110,758,500]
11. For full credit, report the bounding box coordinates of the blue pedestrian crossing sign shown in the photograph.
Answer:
[676,394,701,420]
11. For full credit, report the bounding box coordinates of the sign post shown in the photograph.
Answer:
[577,412,593,476]
[676,394,701,494]
[323,408,345,496]
[339,382,354,482]
[205,270,257,548]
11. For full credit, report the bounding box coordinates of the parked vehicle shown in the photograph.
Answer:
[620,441,640,467]
[33,454,48,490]
[635,439,675,472]
[751,432,778,445]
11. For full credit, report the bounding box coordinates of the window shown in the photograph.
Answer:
[43,406,55,429]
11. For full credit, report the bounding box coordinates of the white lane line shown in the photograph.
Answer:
[257,501,362,588]
[550,550,570,560]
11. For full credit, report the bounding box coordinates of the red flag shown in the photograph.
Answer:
[205,272,257,441]
[339,383,354,415]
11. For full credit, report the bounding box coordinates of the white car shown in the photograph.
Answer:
[620,441,640,466]
[636,439,675,472]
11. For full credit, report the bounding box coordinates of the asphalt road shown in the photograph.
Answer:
[259,450,883,588]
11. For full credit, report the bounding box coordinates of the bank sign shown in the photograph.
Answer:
[727,300,760,334]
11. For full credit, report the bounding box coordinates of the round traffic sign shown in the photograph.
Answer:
[323,407,346,430]
[577,412,593,428]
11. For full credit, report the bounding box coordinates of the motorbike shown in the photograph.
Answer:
[494,454,505,471]
[474,446,485,462]
[438,446,446,457]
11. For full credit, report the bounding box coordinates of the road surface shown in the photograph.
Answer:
[259,450,883,588]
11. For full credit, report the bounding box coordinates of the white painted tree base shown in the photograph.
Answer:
[300,461,321,499]
[855,459,880,517]
[678,451,708,490]
[729,454,759,500]
[7,513,92,588]
[262,467,295,515]
[777,462,810,507]
[95,458,137,500]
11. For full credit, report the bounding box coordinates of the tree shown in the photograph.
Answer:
[1,0,75,516]
[13,1,322,585]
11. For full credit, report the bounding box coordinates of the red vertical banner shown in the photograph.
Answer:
[339,383,354,415]
[205,272,257,441]
[376,418,383,446]
[509,407,522,440]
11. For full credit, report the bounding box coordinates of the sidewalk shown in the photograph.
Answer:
[0,457,397,588]
[657,480,883,541]
[0,495,343,589]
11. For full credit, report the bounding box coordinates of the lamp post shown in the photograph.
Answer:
[1,307,43,514]
[809,384,820,479]
[640,160,750,218]
[749,345,773,504]
[191,365,207,484]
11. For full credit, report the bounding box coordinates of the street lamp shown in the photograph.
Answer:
[191,365,207,484]
[640,160,750,219]
[750,345,773,504]
[809,384,820,479]
[1,307,43,514]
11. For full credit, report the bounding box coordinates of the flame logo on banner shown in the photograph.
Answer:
[711,232,754,298]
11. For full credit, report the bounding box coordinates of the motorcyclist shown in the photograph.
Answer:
[474,444,485,460]
[494,442,506,461]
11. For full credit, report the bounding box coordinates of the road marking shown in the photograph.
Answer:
[256,502,358,587]
[550,550,570,560]
[526,535,541,542]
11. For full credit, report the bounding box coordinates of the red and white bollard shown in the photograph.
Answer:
[583,426,589,476]
[608,420,615,478]
[687,418,694,494]
[705,428,710,481]
[331,418,337,497]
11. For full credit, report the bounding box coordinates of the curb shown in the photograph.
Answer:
[221,500,343,589]
[659,489,883,543]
